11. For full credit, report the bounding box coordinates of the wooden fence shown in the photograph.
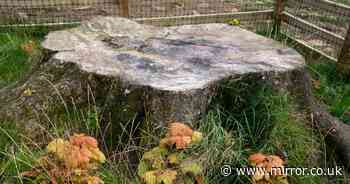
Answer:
[278,0,350,62]
[0,0,349,63]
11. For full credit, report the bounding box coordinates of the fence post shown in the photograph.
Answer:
[337,27,350,75]
[120,0,129,17]
[273,0,286,36]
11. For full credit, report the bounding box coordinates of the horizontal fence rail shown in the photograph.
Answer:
[282,12,345,46]
[282,0,350,59]
[286,0,350,38]
[135,10,274,26]
[291,0,350,16]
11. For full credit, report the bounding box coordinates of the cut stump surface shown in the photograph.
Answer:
[43,17,304,91]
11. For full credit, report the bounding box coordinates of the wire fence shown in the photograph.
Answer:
[0,0,274,26]
[128,0,273,18]
[0,0,119,25]
[282,0,350,60]
[0,0,349,62]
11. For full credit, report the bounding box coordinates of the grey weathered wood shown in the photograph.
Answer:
[337,27,350,74]
[282,12,345,47]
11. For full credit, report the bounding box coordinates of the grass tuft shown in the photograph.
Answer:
[308,60,350,124]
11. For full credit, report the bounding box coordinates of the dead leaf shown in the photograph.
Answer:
[195,175,205,184]
[312,79,321,89]
[191,131,203,143]
[21,170,39,177]
[160,138,170,148]
[88,146,106,163]
[157,169,177,184]
[21,40,36,55]
[168,153,178,165]
[142,171,157,184]
[86,176,103,184]
[23,88,35,97]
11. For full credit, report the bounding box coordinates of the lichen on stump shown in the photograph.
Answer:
[0,16,304,133]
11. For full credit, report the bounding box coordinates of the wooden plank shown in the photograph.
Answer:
[287,35,338,62]
[273,0,286,34]
[119,0,129,17]
[0,21,80,29]
[275,0,286,19]
[134,10,274,27]
[338,27,350,67]
[289,0,350,16]
[282,12,345,46]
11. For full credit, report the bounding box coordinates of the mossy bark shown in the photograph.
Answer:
[289,68,350,168]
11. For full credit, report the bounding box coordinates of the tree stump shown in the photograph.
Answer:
[0,16,305,131]
[3,16,350,166]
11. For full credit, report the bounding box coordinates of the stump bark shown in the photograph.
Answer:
[290,68,350,168]
[0,16,305,131]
